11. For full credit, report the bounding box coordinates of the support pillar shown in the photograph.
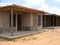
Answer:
[11,9,14,35]
[31,13,33,31]
[53,16,54,26]
[16,13,17,32]
[22,14,23,31]
[41,15,43,29]
[53,16,54,29]
[44,15,46,27]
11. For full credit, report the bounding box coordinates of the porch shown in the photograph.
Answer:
[0,11,39,33]
[43,14,60,28]
[0,31,41,39]
[0,5,43,38]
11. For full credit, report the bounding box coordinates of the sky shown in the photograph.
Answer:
[0,0,60,15]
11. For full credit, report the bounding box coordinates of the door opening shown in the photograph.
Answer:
[17,14,22,31]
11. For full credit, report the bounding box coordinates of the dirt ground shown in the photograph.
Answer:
[0,28,60,45]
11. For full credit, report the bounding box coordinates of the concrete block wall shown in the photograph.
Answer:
[33,13,38,31]
[0,11,11,33]
[33,14,42,31]
[0,11,16,33]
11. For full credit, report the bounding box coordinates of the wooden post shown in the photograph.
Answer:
[56,17,58,26]
[22,15,23,31]
[56,17,57,26]
[31,13,33,31]
[16,13,17,32]
[44,15,46,27]
[41,15,43,29]
[50,16,51,26]
[11,9,14,35]
[53,16,54,29]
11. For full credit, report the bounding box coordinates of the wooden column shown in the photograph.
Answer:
[44,15,46,27]
[11,9,14,35]
[16,13,17,32]
[53,16,54,28]
[22,15,23,31]
[58,17,59,26]
[50,16,51,26]
[56,17,57,26]
[41,15,43,29]
[31,13,33,31]
[57,17,58,26]
[59,17,60,26]
[48,16,49,26]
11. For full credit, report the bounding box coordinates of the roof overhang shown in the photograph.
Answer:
[0,4,47,15]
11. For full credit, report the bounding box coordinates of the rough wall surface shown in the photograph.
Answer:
[33,14,42,31]
[33,14,38,31]
[0,11,41,33]
[22,13,31,31]
[0,11,10,33]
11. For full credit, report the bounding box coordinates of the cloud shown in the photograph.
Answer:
[45,7,60,15]
[0,0,60,15]
[23,0,60,15]
[23,0,46,7]
[0,2,18,6]
[0,3,7,6]
[0,2,14,6]
[40,4,60,15]
[0,0,25,6]
[54,0,60,2]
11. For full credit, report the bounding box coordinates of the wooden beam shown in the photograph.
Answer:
[41,15,43,29]
[31,13,33,30]
[22,14,23,31]
[11,8,14,35]
[16,13,17,32]
[44,15,46,27]
[56,17,57,26]
[53,16,54,27]
[50,16,51,26]
[13,8,45,15]
[0,7,11,11]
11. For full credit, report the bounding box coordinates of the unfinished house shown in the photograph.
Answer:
[0,4,47,39]
[43,14,60,28]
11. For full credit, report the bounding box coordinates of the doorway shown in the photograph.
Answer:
[17,14,22,31]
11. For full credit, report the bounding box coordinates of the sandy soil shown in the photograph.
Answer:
[0,28,60,45]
